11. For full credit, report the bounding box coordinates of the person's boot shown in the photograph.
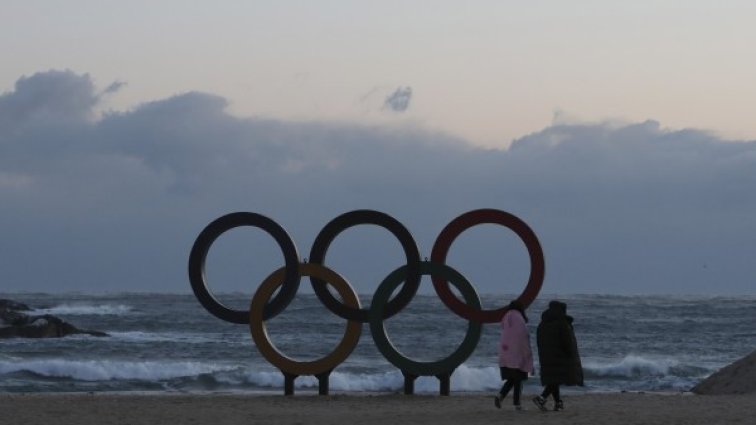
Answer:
[532,395,548,412]
[554,399,564,411]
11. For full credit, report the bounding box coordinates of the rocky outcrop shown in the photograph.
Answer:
[0,299,30,311]
[0,299,108,338]
[692,349,756,395]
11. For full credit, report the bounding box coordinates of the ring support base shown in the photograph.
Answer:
[282,370,334,395]
[401,370,452,396]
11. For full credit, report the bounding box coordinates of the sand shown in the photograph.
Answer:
[1,392,754,425]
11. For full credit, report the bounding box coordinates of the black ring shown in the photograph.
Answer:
[188,212,300,324]
[309,210,421,322]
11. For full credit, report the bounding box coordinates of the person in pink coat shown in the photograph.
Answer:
[494,300,534,411]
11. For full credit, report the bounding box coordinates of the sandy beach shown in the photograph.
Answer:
[1,392,754,425]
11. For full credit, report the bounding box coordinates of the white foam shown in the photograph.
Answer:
[107,331,216,344]
[234,364,502,392]
[583,355,677,377]
[0,359,236,381]
[0,356,700,392]
[32,304,134,316]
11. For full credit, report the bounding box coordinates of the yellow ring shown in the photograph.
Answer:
[249,263,362,376]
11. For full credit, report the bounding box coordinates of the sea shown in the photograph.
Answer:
[1,292,754,395]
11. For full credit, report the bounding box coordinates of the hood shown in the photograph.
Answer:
[541,302,574,324]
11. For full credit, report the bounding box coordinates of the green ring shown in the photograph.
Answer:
[368,261,483,377]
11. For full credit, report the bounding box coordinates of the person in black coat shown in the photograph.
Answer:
[532,300,583,411]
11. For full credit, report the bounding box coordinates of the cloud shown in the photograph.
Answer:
[383,86,412,112]
[0,69,98,131]
[1,70,755,295]
[101,80,127,96]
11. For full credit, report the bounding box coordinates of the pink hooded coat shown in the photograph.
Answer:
[498,309,534,374]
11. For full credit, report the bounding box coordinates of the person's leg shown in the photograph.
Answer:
[553,385,563,411]
[512,377,522,406]
[532,384,551,411]
[495,368,509,408]
[495,379,514,408]
[499,379,514,398]
[541,384,553,399]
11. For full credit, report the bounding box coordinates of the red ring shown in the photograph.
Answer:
[430,209,545,323]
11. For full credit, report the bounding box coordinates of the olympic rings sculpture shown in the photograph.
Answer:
[188,209,544,395]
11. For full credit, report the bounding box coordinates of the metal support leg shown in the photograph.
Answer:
[436,372,451,396]
[283,372,298,396]
[316,369,332,395]
[402,371,417,395]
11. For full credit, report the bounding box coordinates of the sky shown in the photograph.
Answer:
[1,1,755,296]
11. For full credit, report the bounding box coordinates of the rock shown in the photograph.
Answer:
[0,308,29,326]
[0,299,108,339]
[691,349,756,395]
[0,299,31,311]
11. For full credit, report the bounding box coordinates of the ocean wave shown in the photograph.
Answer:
[0,359,236,381]
[31,304,135,316]
[107,331,218,344]
[583,355,710,378]
[211,364,503,392]
[190,363,698,393]
[0,360,502,392]
[0,358,706,393]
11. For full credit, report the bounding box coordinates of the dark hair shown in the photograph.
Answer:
[507,300,528,322]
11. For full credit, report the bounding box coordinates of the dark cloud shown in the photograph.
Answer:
[383,86,412,112]
[1,70,755,295]
[101,80,127,95]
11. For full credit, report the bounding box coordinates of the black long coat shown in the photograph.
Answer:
[536,306,584,386]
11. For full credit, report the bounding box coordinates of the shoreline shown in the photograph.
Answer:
[0,388,693,396]
[2,392,753,425]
